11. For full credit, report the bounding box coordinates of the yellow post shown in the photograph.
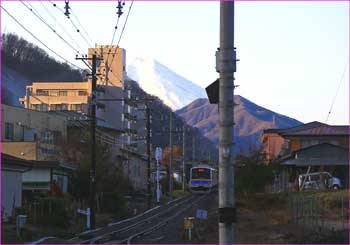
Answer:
[184,217,195,240]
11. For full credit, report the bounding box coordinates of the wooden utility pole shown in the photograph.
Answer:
[76,54,99,230]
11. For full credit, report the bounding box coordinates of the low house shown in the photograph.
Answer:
[262,121,349,191]
[1,154,32,219]
[1,153,77,218]
[22,160,77,201]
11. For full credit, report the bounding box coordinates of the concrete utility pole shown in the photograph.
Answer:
[146,104,151,209]
[169,111,173,195]
[218,1,236,244]
[182,125,186,191]
[192,136,195,162]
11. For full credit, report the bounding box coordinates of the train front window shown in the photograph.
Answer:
[192,168,210,179]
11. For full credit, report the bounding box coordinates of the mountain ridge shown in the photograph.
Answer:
[176,96,302,154]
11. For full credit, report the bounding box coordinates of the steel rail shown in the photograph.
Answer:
[86,195,197,244]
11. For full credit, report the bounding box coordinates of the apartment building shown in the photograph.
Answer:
[2,104,67,161]
[18,45,147,190]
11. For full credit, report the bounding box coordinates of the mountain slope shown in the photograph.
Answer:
[127,57,206,110]
[2,66,31,106]
[176,96,302,154]
[127,79,218,162]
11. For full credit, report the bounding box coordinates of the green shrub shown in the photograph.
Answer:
[235,153,279,195]
[36,197,69,227]
[101,192,126,214]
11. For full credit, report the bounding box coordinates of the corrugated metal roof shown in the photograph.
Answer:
[281,125,349,136]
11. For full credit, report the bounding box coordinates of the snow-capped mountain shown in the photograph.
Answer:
[127,57,206,110]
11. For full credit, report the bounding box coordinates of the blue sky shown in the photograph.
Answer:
[1,1,349,125]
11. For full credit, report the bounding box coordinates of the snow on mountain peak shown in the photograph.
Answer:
[127,56,206,110]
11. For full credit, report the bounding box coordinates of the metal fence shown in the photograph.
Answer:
[288,195,349,231]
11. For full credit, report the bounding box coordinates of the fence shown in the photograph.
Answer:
[287,195,349,231]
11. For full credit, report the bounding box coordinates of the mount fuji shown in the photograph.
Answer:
[127,57,206,110]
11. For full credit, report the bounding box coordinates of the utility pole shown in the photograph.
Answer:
[217,1,236,244]
[182,125,186,191]
[90,54,97,230]
[169,111,173,196]
[77,54,98,230]
[146,103,152,209]
[192,136,195,162]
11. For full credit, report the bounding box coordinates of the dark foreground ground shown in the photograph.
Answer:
[2,191,349,244]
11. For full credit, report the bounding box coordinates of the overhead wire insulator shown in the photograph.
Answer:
[64,0,70,18]
[117,0,124,18]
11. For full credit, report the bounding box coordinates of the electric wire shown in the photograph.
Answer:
[70,8,95,48]
[105,17,121,68]
[106,0,134,77]
[20,1,81,56]
[48,0,94,48]
[1,6,82,70]
[39,0,86,54]
[325,64,348,123]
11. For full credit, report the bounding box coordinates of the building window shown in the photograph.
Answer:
[42,104,49,111]
[78,91,88,96]
[50,104,57,111]
[50,91,59,97]
[32,104,40,111]
[5,122,14,140]
[41,131,54,144]
[37,90,49,96]
[59,91,68,96]
[61,104,68,111]
[72,104,82,112]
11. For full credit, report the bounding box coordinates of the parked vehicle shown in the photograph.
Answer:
[189,165,218,194]
[298,171,342,190]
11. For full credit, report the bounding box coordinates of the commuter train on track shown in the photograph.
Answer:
[189,165,218,194]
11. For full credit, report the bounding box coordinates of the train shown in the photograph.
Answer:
[189,165,218,194]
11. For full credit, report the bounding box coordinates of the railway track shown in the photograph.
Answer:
[66,193,208,244]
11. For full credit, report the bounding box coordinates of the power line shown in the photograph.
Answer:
[20,1,81,56]
[39,0,86,54]
[106,0,134,76]
[325,64,348,123]
[105,0,125,64]
[48,0,94,48]
[70,8,95,47]
[1,6,82,70]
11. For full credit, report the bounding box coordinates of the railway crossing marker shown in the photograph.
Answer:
[77,208,91,229]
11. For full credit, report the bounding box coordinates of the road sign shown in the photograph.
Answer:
[155,147,162,161]
[196,209,208,219]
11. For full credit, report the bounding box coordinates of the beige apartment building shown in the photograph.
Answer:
[19,81,91,113]
[19,45,127,132]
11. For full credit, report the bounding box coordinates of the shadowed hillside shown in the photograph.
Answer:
[176,96,302,154]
